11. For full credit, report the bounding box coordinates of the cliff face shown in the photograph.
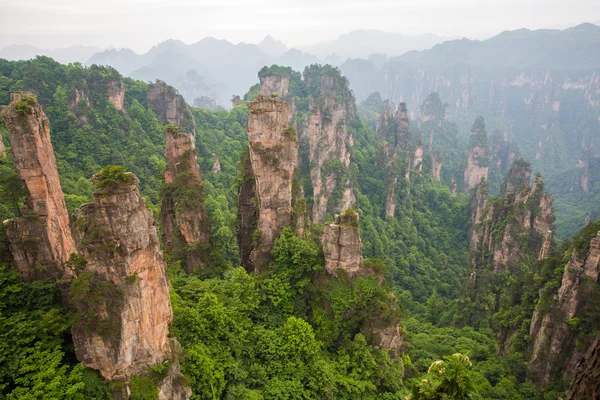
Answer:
[246,94,297,270]
[149,81,209,273]
[70,172,172,379]
[322,211,363,276]
[106,79,125,111]
[322,209,403,355]
[1,92,76,280]
[307,74,356,222]
[464,117,489,191]
[566,332,600,400]
[376,102,410,218]
[148,80,196,132]
[471,168,553,273]
[237,149,259,271]
[160,125,209,273]
[462,163,554,332]
[528,232,600,387]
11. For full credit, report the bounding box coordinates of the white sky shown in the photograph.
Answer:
[1,0,599,52]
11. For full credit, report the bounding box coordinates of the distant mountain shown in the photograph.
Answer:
[85,37,307,106]
[0,44,102,64]
[339,23,600,237]
[301,30,448,59]
[257,35,288,58]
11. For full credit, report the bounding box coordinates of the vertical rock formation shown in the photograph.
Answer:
[377,102,410,218]
[322,209,403,356]
[211,153,221,174]
[306,72,356,222]
[1,92,76,280]
[461,162,554,331]
[149,81,209,273]
[322,210,363,276]
[413,141,424,174]
[464,117,490,191]
[528,232,600,387]
[471,164,553,273]
[70,169,189,398]
[237,148,259,271]
[106,79,125,111]
[245,94,297,270]
[566,332,600,400]
[148,80,196,132]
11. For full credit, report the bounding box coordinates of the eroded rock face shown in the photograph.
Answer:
[413,142,424,174]
[566,333,600,400]
[463,165,554,334]
[246,95,297,270]
[307,75,356,221]
[528,233,600,387]
[1,92,76,280]
[106,79,124,111]
[70,173,172,381]
[212,153,221,174]
[464,117,489,192]
[376,102,411,218]
[237,149,259,271]
[260,75,289,97]
[322,212,363,276]
[151,81,209,273]
[471,170,553,273]
[160,125,210,272]
[148,80,196,132]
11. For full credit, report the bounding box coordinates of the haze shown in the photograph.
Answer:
[2,0,599,52]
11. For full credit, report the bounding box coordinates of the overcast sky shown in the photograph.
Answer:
[1,0,599,52]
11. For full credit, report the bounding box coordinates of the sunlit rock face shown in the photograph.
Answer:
[307,74,356,222]
[70,173,172,381]
[149,80,209,273]
[1,92,76,280]
[246,94,297,270]
[322,211,363,276]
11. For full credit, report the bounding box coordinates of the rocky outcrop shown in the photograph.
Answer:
[245,94,297,270]
[70,170,188,398]
[211,153,221,174]
[464,117,489,192]
[160,125,210,273]
[68,88,90,112]
[322,210,363,276]
[578,153,591,193]
[307,73,356,221]
[148,80,196,133]
[471,167,553,273]
[462,163,554,331]
[1,92,77,280]
[106,79,125,111]
[413,141,423,174]
[150,81,209,273]
[566,332,600,400]
[260,75,289,97]
[528,232,600,387]
[376,101,411,218]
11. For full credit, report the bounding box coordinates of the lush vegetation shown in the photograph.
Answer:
[0,59,597,399]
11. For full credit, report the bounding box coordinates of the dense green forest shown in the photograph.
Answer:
[0,57,597,399]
